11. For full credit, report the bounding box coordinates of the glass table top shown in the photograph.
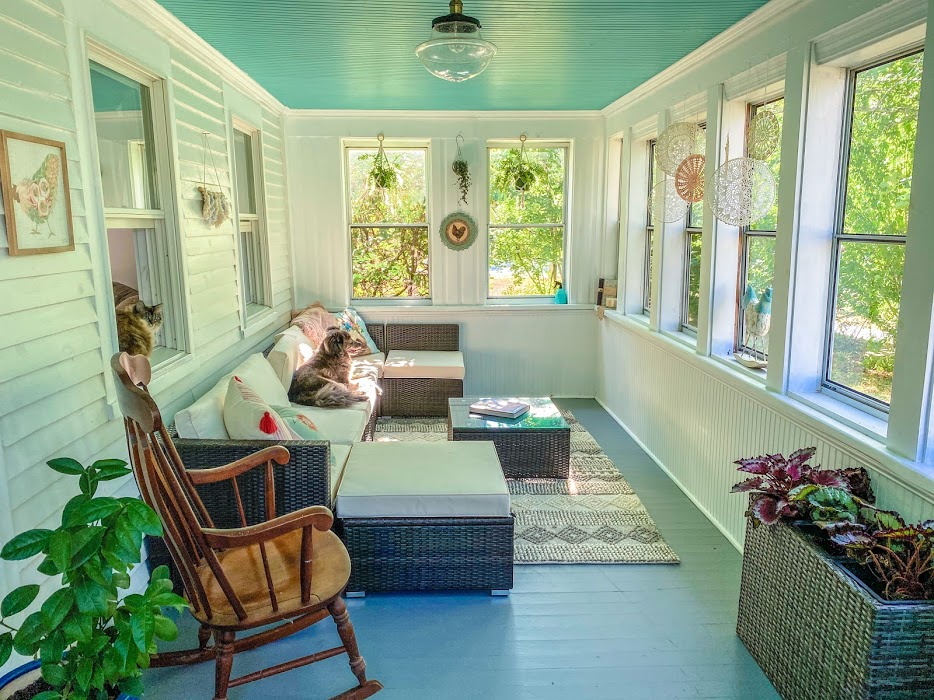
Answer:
[449,397,569,431]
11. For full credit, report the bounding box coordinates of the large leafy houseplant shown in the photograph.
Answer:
[0,457,186,699]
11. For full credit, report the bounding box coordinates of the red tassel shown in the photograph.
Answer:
[259,411,277,435]
[234,375,242,383]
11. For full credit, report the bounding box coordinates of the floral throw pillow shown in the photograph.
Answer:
[291,302,338,349]
[336,306,379,355]
[271,406,322,441]
[223,376,301,441]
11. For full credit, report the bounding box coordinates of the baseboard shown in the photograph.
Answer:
[595,396,744,553]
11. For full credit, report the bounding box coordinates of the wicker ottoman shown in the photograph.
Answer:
[382,350,464,417]
[335,442,514,595]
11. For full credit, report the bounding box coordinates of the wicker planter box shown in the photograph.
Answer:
[737,519,934,700]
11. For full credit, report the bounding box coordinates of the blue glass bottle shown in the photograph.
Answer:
[554,281,568,304]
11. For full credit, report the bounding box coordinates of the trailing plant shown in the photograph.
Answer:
[368,137,398,191]
[452,159,470,205]
[731,447,874,527]
[490,148,545,196]
[0,457,187,700]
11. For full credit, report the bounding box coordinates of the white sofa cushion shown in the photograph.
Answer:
[223,378,300,441]
[267,326,315,390]
[351,352,385,380]
[174,353,291,439]
[287,404,367,446]
[383,350,465,380]
[336,442,510,518]
[330,443,351,503]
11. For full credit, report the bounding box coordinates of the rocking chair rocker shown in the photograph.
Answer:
[111,352,382,700]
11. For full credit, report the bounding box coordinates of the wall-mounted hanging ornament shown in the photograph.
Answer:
[451,134,470,205]
[674,153,706,203]
[747,109,781,160]
[650,177,689,223]
[198,132,230,229]
[439,211,478,251]
[369,134,398,190]
[708,138,776,227]
[655,122,705,175]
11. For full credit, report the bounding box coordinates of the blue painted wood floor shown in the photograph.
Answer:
[144,399,779,699]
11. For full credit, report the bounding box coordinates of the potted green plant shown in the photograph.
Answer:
[732,448,934,700]
[368,135,397,191]
[452,158,470,205]
[0,457,186,700]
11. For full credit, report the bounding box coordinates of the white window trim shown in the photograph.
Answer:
[486,140,571,301]
[342,140,432,304]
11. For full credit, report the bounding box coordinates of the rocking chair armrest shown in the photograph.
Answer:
[186,446,291,485]
[201,505,334,549]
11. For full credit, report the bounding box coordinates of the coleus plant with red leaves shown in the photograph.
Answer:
[731,447,875,527]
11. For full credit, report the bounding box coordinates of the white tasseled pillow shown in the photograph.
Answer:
[223,376,300,441]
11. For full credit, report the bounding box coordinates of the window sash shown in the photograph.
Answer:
[681,230,702,333]
[736,231,777,356]
[346,146,429,227]
[643,226,654,315]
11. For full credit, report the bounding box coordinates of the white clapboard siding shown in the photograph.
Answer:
[597,319,934,548]
[0,2,292,623]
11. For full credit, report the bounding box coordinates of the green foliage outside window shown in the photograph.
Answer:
[489,147,566,296]
[348,148,429,299]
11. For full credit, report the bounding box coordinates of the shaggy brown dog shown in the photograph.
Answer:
[288,327,368,408]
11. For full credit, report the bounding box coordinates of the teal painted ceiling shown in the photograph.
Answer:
[155,0,771,111]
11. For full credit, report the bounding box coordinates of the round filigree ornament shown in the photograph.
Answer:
[708,158,776,227]
[674,154,706,203]
[655,122,705,175]
[649,177,689,223]
[747,109,781,160]
[439,211,478,251]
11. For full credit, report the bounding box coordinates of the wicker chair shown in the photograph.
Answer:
[110,353,382,700]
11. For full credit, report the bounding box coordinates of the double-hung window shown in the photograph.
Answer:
[346,145,429,300]
[488,143,568,298]
[643,139,656,314]
[825,50,923,409]
[738,98,783,357]
[231,122,270,320]
[89,55,187,367]
[681,125,706,332]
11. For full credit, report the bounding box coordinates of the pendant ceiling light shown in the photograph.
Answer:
[415,0,497,83]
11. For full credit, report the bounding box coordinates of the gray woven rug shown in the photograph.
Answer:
[375,411,679,565]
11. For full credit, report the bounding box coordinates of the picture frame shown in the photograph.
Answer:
[439,211,478,252]
[0,130,75,256]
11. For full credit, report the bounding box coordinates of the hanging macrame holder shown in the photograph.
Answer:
[708,137,776,227]
[198,131,231,229]
[369,133,397,191]
[655,121,705,175]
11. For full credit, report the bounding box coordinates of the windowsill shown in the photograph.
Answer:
[352,303,594,314]
[790,389,888,442]
[352,298,432,307]
[661,328,697,351]
[242,305,277,337]
[712,353,767,383]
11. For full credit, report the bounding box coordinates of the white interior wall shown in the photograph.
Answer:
[284,112,606,397]
[0,0,293,653]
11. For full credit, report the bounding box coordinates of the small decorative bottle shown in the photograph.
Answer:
[554,281,568,304]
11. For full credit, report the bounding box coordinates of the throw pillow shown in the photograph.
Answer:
[291,302,338,348]
[336,307,380,355]
[223,376,301,441]
[271,405,322,441]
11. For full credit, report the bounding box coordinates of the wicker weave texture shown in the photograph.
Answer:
[737,520,934,700]
[365,323,386,355]
[384,323,460,352]
[449,422,570,479]
[339,516,514,592]
[382,378,463,417]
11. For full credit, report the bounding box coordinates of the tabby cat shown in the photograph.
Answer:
[116,299,163,358]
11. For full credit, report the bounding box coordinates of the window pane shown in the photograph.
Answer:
[685,233,702,328]
[351,226,429,299]
[646,141,656,227]
[89,61,158,210]
[843,53,923,236]
[829,240,904,404]
[740,235,776,356]
[234,130,256,215]
[644,228,654,312]
[749,98,783,231]
[348,149,426,225]
[489,227,564,297]
[490,147,565,226]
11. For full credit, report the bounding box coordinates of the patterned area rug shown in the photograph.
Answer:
[375,411,679,565]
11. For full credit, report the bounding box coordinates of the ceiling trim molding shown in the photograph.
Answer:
[286,109,604,121]
[110,0,285,113]
[814,0,926,65]
[601,0,803,119]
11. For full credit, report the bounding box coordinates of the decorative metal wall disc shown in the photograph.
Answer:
[655,122,705,175]
[439,211,478,251]
[674,154,706,203]
[708,158,776,227]
[747,110,781,160]
[650,177,689,223]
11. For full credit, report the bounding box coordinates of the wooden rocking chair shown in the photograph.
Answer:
[111,352,383,700]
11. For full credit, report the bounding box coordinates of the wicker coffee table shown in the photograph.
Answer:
[447,397,570,479]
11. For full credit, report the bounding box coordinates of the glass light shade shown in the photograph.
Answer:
[416,20,496,82]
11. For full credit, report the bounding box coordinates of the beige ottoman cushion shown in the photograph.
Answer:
[383,350,465,380]
[336,442,509,518]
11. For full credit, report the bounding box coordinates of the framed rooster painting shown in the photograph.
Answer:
[0,130,75,255]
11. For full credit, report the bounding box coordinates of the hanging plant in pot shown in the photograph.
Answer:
[0,457,187,700]
[368,134,398,191]
[490,134,546,208]
[451,135,470,205]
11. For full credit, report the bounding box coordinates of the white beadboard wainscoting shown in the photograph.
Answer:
[357,305,597,398]
[596,314,934,549]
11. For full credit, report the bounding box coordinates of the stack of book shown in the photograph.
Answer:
[597,278,618,309]
[469,399,530,419]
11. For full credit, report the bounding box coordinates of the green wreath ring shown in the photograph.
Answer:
[439,211,478,251]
